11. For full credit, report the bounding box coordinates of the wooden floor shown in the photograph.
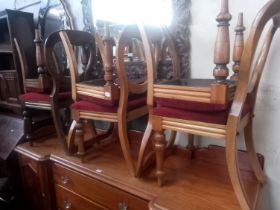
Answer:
[15,131,263,210]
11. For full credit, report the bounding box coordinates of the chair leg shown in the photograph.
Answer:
[166,131,176,149]
[67,120,77,154]
[244,120,266,184]
[75,120,85,160]
[51,106,68,154]
[154,130,165,186]
[226,132,251,210]
[136,122,153,176]
[187,134,195,159]
[118,119,136,176]
[89,120,97,137]
[23,110,33,146]
[165,131,177,157]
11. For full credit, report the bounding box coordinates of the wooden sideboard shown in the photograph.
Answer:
[15,132,263,210]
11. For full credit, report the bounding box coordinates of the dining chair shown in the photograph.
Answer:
[60,27,148,175]
[15,30,72,151]
[136,0,280,209]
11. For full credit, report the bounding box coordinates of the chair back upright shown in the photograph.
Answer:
[58,30,96,102]
[116,25,148,115]
[138,25,180,109]
[229,0,280,123]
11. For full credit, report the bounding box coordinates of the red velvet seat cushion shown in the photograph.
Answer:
[19,92,71,103]
[71,97,146,113]
[154,97,230,112]
[78,94,117,107]
[152,102,251,125]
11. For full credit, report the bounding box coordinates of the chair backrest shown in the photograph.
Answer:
[137,24,180,108]
[116,25,149,111]
[229,0,280,122]
[58,30,97,102]
[14,37,51,93]
[44,30,72,97]
[14,38,28,91]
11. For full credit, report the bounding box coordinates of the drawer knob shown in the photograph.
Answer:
[118,202,128,210]
[61,176,69,185]
[63,200,72,209]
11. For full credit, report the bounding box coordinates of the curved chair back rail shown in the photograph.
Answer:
[229,0,280,120]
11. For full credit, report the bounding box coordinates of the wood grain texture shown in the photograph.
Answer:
[15,133,263,210]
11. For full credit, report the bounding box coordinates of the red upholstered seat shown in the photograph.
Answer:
[152,101,251,125]
[154,97,230,112]
[19,92,71,103]
[72,96,146,113]
[78,94,117,107]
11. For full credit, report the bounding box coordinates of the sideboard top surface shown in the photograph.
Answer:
[15,132,261,210]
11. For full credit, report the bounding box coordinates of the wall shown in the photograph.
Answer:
[191,0,280,209]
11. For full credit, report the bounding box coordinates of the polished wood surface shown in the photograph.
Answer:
[53,163,149,210]
[15,133,263,210]
[17,153,54,210]
[55,184,108,210]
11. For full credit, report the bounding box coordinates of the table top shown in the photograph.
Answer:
[15,131,262,210]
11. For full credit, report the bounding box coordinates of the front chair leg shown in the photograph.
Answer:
[187,134,195,159]
[23,110,33,146]
[67,120,77,154]
[154,130,165,186]
[75,120,85,161]
[226,131,251,210]
[118,119,136,176]
[244,120,266,184]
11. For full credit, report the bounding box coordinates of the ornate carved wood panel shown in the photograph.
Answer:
[170,0,191,78]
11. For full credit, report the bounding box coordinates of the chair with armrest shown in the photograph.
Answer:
[136,0,280,209]
[60,27,147,175]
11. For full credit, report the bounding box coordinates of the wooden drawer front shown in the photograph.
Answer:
[55,184,108,210]
[53,164,149,210]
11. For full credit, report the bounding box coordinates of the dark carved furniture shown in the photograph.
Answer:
[0,9,35,113]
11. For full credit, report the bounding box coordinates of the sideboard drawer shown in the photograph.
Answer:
[53,163,149,210]
[55,184,108,210]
